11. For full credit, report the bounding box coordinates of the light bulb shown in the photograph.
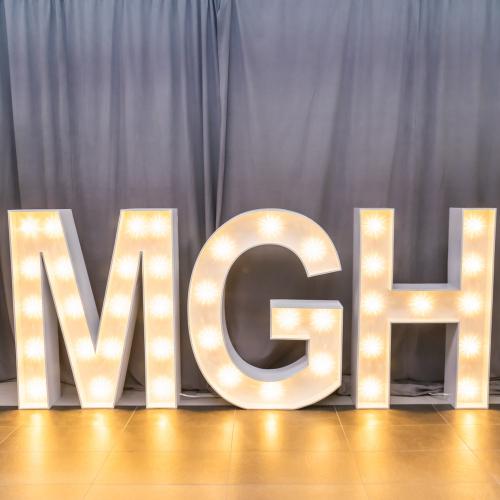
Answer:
[151,376,174,399]
[462,254,484,276]
[22,296,43,319]
[199,326,221,350]
[149,215,170,237]
[54,256,73,280]
[148,256,171,278]
[210,236,236,261]
[149,295,172,318]
[151,338,173,359]
[20,257,41,280]
[301,237,326,262]
[464,215,485,238]
[194,281,218,305]
[117,256,137,279]
[459,335,481,358]
[44,216,63,238]
[90,376,113,400]
[363,214,386,237]
[310,309,335,331]
[24,337,44,360]
[64,295,84,319]
[360,377,382,400]
[19,217,39,237]
[26,377,46,400]
[458,378,479,400]
[277,309,300,329]
[76,338,94,360]
[362,254,385,277]
[361,336,383,358]
[310,353,334,376]
[260,382,283,400]
[362,293,384,315]
[409,293,433,315]
[217,365,241,388]
[109,294,130,318]
[126,215,147,238]
[101,337,122,360]
[258,214,283,237]
[459,293,482,315]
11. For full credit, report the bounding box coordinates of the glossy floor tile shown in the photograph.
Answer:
[85,484,227,500]
[354,449,491,483]
[228,450,361,484]
[0,405,499,499]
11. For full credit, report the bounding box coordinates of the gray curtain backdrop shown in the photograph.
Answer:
[1,0,499,396]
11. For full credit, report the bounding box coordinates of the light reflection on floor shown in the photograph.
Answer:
[0,405,499,499]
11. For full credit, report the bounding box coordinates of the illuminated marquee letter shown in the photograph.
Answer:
[353,208,496,409]
[188,209,342,409]
[9,209,179,409]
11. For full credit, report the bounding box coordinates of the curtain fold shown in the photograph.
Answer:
[0,0,499,395]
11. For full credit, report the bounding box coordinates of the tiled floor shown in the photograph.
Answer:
[0,405,499,499]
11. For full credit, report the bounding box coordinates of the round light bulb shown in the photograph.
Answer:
[258,214,283,237]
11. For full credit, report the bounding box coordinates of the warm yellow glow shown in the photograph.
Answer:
[194,280,218,305]
[149,215,170,237]
[151,376,174,399]
[260,382,284,400]
[64,295,84,319]
[117,256,137,279]
[459,293,482,315]
[19,217,40,237]
[301,237,326,262]
[264,414,278,439]
[409,293,433,315]
[210,236,236,261]
[148,256,171,278]
[89,376,113,399]
[462,253,484,276]
[22,296,43,319]
[360,377,382,400]
[126,215,147,238]
[310,309,335,331]
[151,338,173,359]
[458,378,479,400]
[361,336,384,358]
[76,338,94,360]
[464,215,485,238]
[101,337,122,360]
[459,335,481,358]
[362,292,384,315]
[109,294,130,318]
[149,295,172,318]
[258,214,283,237]
[198,326,221,351]
[310,353,334,376]
[217,365,241,388]
[277,308,300,329]
[363,214,386,237]
[20,257,41,280]
[24,337,44,360]
[362,254,385,277]
[26,377,46,400]
[43,216,63,238]
[54,256,73,280]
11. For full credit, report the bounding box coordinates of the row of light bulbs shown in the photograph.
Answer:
[19,214,172,240]
[362,291,483,316]
[25,373,175,402]
[21,292,173,320]
[363,212,487,239]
